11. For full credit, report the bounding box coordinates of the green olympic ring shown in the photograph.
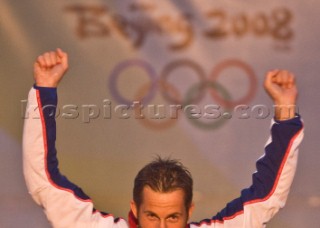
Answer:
[108,58,256,131]
[183,81,232,130]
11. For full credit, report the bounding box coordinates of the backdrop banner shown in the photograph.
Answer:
[1,0,319,227]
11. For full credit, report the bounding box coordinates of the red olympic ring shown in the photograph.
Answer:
[108,58,257,130]
[209,59,257,108]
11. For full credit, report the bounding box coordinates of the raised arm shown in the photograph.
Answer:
[190,70,304,227]
[23,49,128,227]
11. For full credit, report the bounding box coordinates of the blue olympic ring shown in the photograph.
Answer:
[109,59,158,106]
[107,58,257,130]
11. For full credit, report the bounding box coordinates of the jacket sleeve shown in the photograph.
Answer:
[23,86,128,228]
[190,115,304,228]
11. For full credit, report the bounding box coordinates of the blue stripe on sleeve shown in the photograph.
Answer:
[35,85,91,201]
[191,116,303,225]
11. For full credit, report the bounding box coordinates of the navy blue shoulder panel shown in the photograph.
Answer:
[35,85,91,201]
[191,116,303,225]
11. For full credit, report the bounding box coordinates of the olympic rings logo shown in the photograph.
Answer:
[108,58,257,130]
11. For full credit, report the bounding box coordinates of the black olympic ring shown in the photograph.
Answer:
[159,59,206,105]
[108,58,257,130]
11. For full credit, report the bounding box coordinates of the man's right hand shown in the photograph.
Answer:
[34,48,68,88]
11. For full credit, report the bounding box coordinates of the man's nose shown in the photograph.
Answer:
[159,220,167,228]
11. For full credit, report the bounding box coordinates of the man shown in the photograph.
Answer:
[23,49,304,227]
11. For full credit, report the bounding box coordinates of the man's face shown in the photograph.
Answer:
[131,186,194,228]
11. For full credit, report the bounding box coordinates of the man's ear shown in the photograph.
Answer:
[188,202,195,219]
[130,200,138,218]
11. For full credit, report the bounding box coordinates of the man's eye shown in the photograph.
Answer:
[147,214,158,221]
[167,215,179,222]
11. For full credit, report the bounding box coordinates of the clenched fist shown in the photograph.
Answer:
[34,48,68,88]
[264,70,298,121]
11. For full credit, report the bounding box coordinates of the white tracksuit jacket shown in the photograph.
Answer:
[23,86,304,228]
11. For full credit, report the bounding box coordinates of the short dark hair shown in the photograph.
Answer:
[133,156,193,210]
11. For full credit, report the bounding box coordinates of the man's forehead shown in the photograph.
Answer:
[141,186,185,206]
[142,186,185,196]
[139,186,187,218]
